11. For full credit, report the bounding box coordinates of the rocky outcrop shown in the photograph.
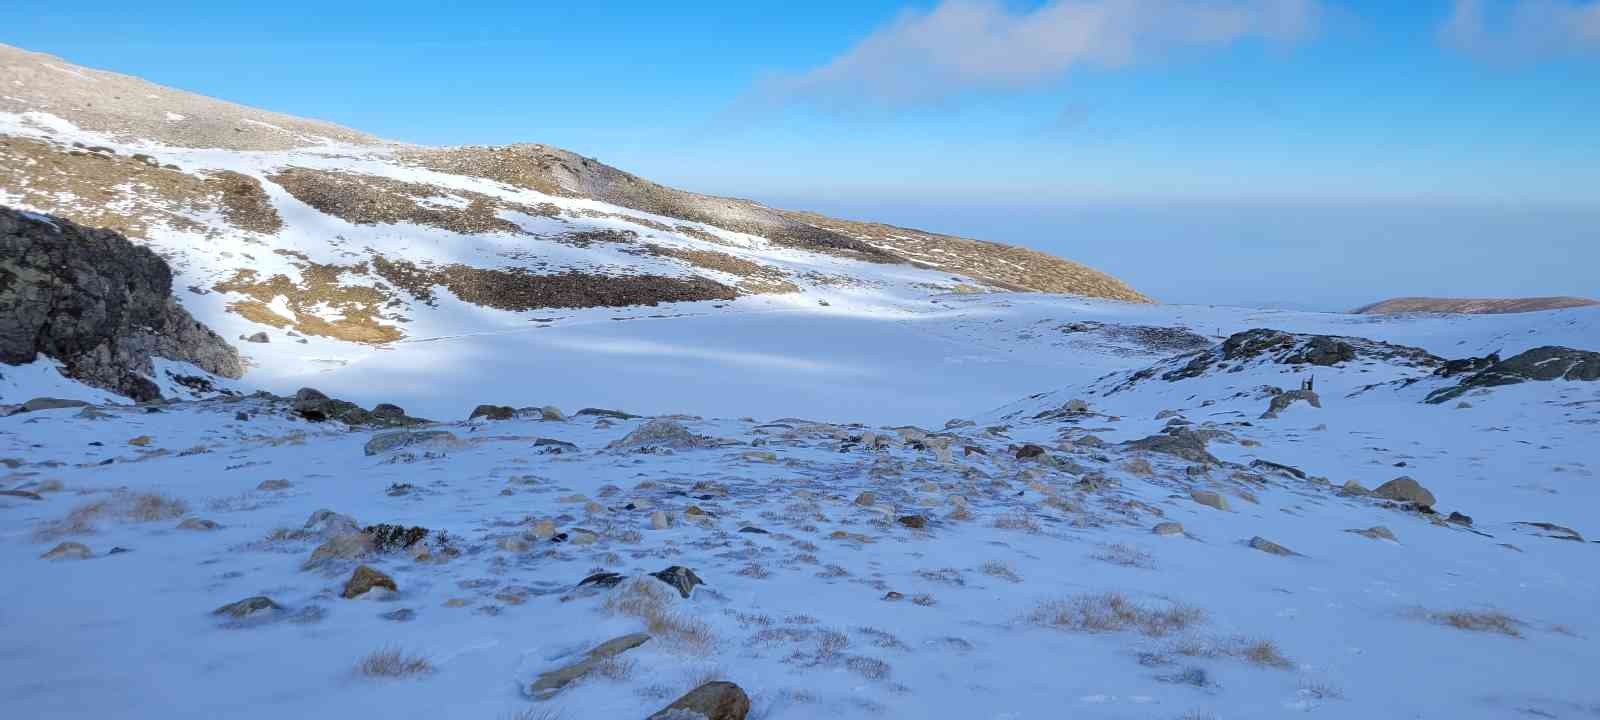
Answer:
[0,207,242,401]
[291,388,428,427]
[1426,346,1600,403]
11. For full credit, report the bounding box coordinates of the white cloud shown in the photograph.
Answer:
[1443,0,1600,58]
[761,0,1320,107]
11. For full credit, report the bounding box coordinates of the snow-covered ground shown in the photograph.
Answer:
[3,294,1596,720]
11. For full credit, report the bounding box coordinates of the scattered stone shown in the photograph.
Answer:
[1250,459,1308,480]
[853,491,876,507]
[256,478,291,491]
[40,541,91,560]
[1248,536,1296,556]
[303,532,375,569]
[608,418,706,451]
[468,404,515,421]
[496,536,529,552]
[1190,490,1229,511]
[303,509,360,539]
[380,608,416,622]
[1447,511,1473,526]
[1124,428,1221,465]
[1015,443,1047,460]
[241,331,269,343]
[1511,522,1584,542]
[213,596,281,619]
[738,526,769,534]
[648,681,751,720]
[176,517,220,531]
[363,429,457,456]
[1350,526,1397,541]
[741,450,778,463]
[1152,522,1184,536]
[1373,476,1436,508]
[128,435,153,447]
[896,514,928,529]
[527,633,652,699]
[533,437,579,454]
[108,546,132,555]
[650,511,671,530]
[1262,387,1321,419]
[1340,480,1370,496]
[528,520,557,539]
[341,564,397,599]
[882,591,905,601]
[649,565,704,598]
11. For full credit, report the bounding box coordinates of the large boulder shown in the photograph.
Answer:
[608,419,706,451]
[1427,346,1600,403]
[0,207,242,400]
[363,429,457,456]
[293,387,426,427]
[648,681,751,720]
[1373,476,1436,508]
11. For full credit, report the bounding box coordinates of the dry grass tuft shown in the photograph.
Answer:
[1238,638,1294,668]
[356,646,434,679]
[602,578,718,654]
[1091,543,1155,569]
[502,708,564,720]
[1028,593,1204,638]
[992,510,1041,533]
[34,492,189,540]
[1299,676,1344,700]
[981,561,1023,583]
[1428,609,1522,637]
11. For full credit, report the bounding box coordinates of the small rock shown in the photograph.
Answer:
[527,633,652,699]
[528,520,557,539]
[896,514,928,529]
[241,331,270,343]
[1447,511,1473,526]
[1373,476,1436,508]
[577,572,625,590]
[741,450,778,463]
[1015,443,1047,460]
[176,518,220,531]
[303,509,359,539]
[540,405,566,421]
[1350,526,1397,541]
[213,596,281,619]
[533,437,579,454]
[648,681,751,720]
[649,565,704,598]
[650,511,671,530]
[1190,490,1229,511]
[256,478,291,491]
[380,608,416,622]
[854,491,876,507]
[1455,401,1473,409]
[1247,536,1296,556]
[737,526,769,534]
[341,564,397,599]
[497,536,529,552]
[1152,522,1184,536]
[1341,480,1370,496]
[568,528,599,545]
[882,591,905,601]
[303,532,374,569]
[40,541,91,560]
[128,435,153,447]
[363,430,457,456]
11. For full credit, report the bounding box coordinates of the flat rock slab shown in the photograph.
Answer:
[527,633,651,699]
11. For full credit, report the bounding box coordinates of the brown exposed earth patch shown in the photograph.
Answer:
[267,167,557,235]
[1,136,204,238]
[206,170,282,234]
[371,257,738,311]
[1352,297,1599,315]
[781,210,1152,302]
[643,245,800,295]
[213,261,405,344]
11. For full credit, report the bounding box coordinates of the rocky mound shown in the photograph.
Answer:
[1426,346,1600,403]
[1153,328,1442,384]
[0,207,242,400]
[1353,297,1599,315]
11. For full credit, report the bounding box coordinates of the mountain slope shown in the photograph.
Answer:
[1353,296,1599,315]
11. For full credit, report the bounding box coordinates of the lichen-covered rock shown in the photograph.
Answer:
[0,207,242,400]
[608,418,705,451]
[1248,536,1296,556]
[1373,476,1436,508]
[527,633,651,699]
[468,404,515,421]
[363,429,457,456]
[648,681,751,720]
[40,541,91,560]
[1125,428,1221,465]
[341,564,397,598]
[1190,490,1229,511]
[213,596,281,618]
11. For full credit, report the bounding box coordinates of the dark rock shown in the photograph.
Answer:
[294,387,425,427]
[649,565,704,598]
[577,571,625,589]
[1250,459,1308,480]
[18,397,91,413]
[738,526,770,534]
[1262,388,1321,419]
[1248,536,1297,556]
[534,437,579,454]
[1427,346,1600,403]
[897,515,928,529]
[1014,443,1046,460]
[575,407,640,420]
[1447,511,1473,526]
[0,208,242,400]
[0,489,43,500]
[468,404,515,421]
[1373,476,1436,508]
[241,331,269,343]
[648,681,751,720]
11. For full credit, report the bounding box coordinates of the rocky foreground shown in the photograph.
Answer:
[4,315,1597,719]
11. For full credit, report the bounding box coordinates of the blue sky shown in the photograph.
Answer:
[4,0,1597,307]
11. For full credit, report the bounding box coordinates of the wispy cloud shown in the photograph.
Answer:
[1442,0,1600,59]
[756,0,1321,109]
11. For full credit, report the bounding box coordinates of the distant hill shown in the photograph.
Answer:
[1352,297,1599,315]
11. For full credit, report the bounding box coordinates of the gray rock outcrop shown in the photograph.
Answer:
[0,207,241,400]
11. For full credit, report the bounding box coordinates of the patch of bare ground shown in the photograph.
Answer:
[1027,592,1204,637]
[267,167,557,235]
[371,257,737,312]
[213,261,404,344]
[0,135,281,238]
[644,244,800,294]
[780,209,1152,301]
[1423,608,1523,637]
